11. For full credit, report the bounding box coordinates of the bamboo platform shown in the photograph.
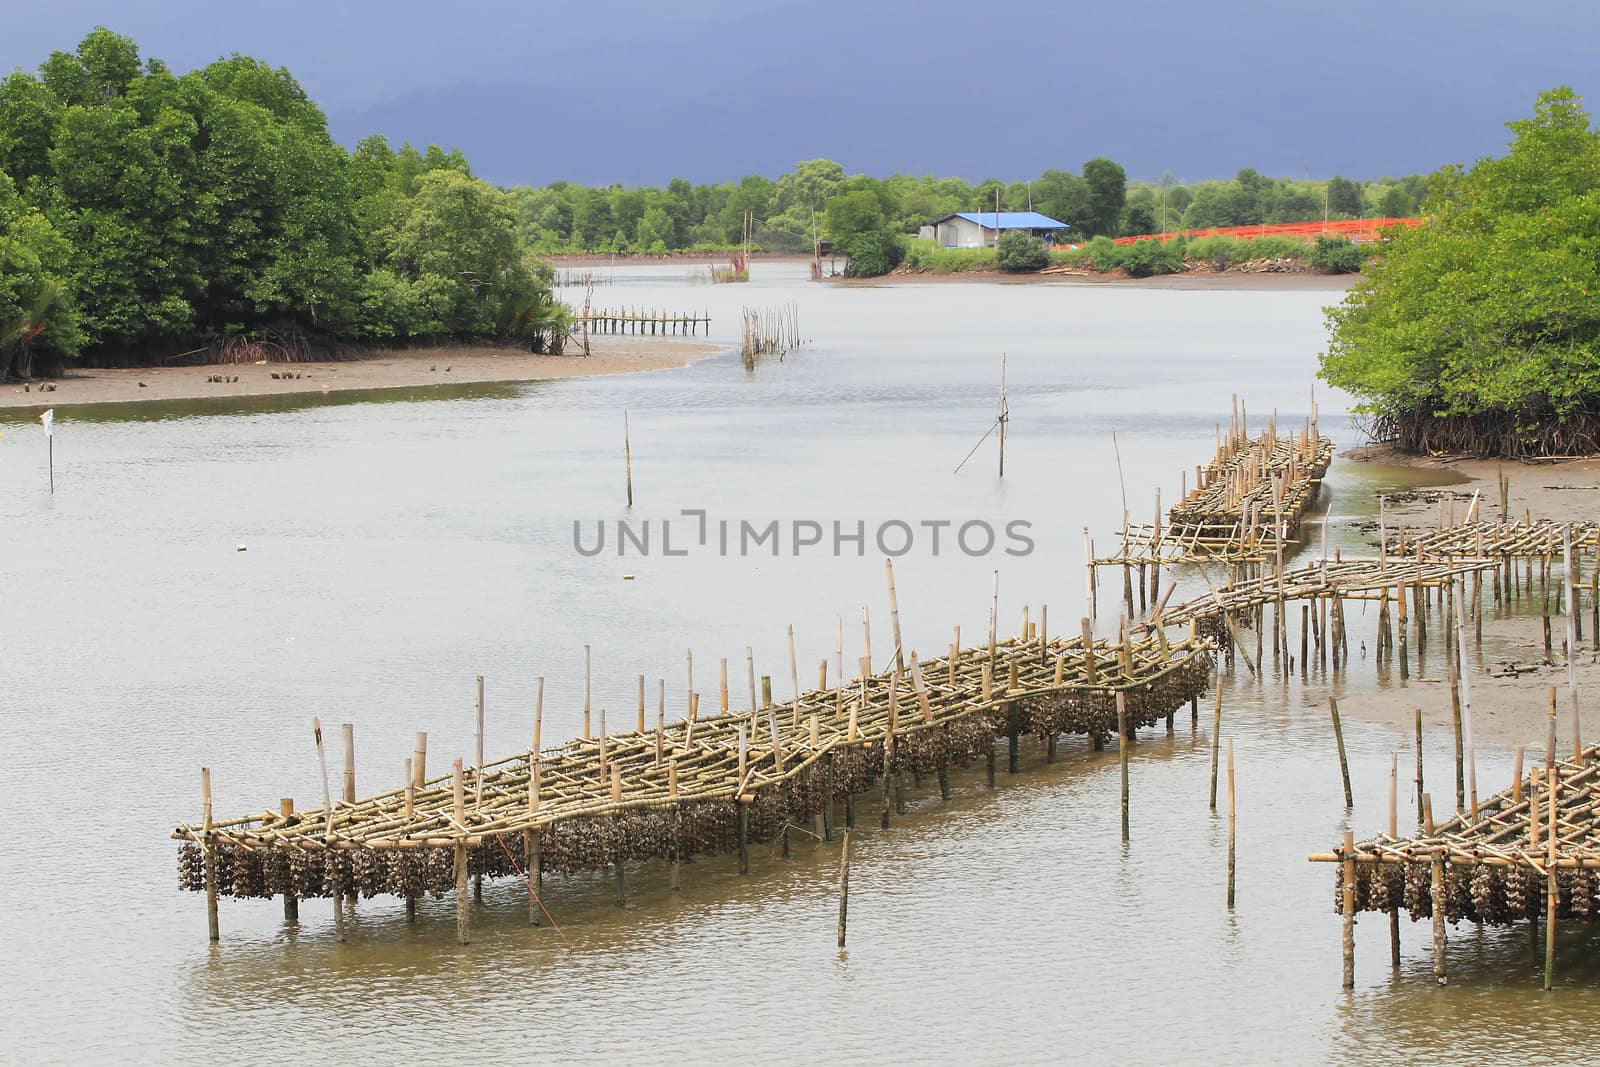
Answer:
[1156,555,1501,631]
[1310,740,1600,986]
[1097,418,1334,572]
[174,629,1213,917]
[574,308,711,336]
[1382,519,1600,563]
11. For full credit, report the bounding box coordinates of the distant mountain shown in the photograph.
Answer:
[9,0,1599,187]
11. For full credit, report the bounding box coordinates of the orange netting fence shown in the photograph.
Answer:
[1076,217,1422,248]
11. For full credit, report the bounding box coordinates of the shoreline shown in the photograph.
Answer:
[0,337,726,412]
[1332,443,1600,750]
[833,269,1361,290]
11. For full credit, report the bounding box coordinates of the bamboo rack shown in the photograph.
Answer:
[573,308,711,337]
[174,631,1214,904]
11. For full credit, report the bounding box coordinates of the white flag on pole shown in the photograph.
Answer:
[39,409,54,438]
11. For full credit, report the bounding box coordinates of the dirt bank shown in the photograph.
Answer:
[833,269,1360,291]
[1333,444,1600,750]
[0,337,725,411]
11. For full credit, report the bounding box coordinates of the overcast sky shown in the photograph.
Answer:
[4,1,1596,186]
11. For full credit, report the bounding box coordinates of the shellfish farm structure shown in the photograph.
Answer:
[174,597,1213,943]
[1312,740,1600,990]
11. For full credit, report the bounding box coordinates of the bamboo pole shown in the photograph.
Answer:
[1118,691,1130,843]
[342,723,356,807]
[1330,697,1353,809]
[280,796,299,924]
[313,717,343,943]
[1545,765,1558,991]
[1388,751,1401,968]
[583,645,592,739]
[453,760,469,946]
[413,731,427,788]
[1209,679,1222,811]
[1563,528,1581,763]
[202,767,219,942]
[1226,739,1236,910]
[886,559,905,673]
[1454,578,1478,818]
[1341,829,1355,990]
[787,626,800,727]
[624,410,633,507]
[837,829,851,950]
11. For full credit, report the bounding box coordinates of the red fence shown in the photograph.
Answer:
[1088,217,1422,247]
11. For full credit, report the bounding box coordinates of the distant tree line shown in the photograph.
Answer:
[511,159,1429,256]
[1,29,563,378]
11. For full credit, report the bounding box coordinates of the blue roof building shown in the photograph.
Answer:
[919,211,1068,249]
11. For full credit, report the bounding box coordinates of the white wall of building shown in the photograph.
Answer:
[935,216,994,248]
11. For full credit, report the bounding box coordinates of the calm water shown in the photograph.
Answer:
[2,265,1595,1065]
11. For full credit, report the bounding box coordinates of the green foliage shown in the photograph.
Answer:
[1117,238,1184,276]
[1321,87,1600,447]
[0,29,559,369]
[1325,176,1366,217]
[901,238,995,273]
[1307,235,1366,273]
[1081,157,1126,237]
[995,231,1049,272]
[1049,233,1308,275]
[1184,234,1305,268]
[822,189,884,242]
[840,230,904,277]
[0,172,81,378]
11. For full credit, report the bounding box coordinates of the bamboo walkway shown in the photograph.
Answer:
[175,627,1213,929]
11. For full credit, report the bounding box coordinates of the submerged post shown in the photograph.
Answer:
[280,796,298,925]
[1209,680,1223,811]
[1330,697,1353,809]
[453,760,469,946]
[1341,829,1355,990]
[202,768,219,942]
[837,829,852,950]
[313,717,344,944]
[1226,739,1236,910]
[1545,766,1558,991]
[1118,691,1130,843]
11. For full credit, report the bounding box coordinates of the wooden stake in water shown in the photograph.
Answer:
[1226,739,1236,909]
[1563,527,1581,762]
[886,559,905,672]
[1388,751,1401,967]
[1209,680,1223,811]
[837,829,852,950]
[1545,766,1558,990]
[474,675,485,809]
[1118,691,1130,843]
[201,767,219,942]
[453,760,469,945]
[39,408,54,494]
[997,352,1008,478]
[624,409,634,507]
[312,716,343,943]
[1453,577,1478,817]
[1330,697,1353,809]
[1341,829,1356,990]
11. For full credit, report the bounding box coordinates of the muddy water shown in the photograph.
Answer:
[2,265,1596,1064]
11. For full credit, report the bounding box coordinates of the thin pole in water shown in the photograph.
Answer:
[997,353,1008,479]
